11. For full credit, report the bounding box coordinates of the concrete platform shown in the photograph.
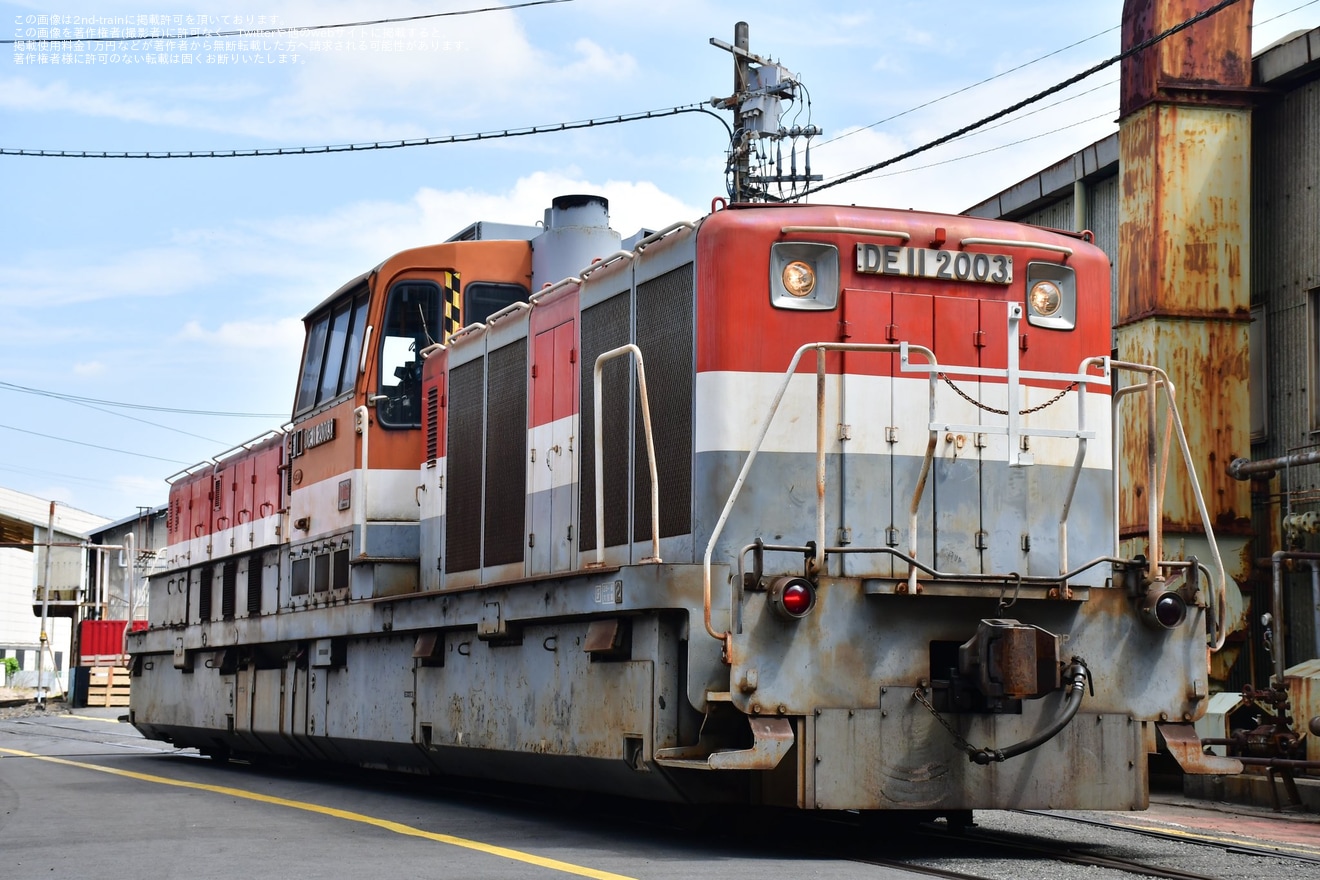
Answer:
[1184,770,1320,813]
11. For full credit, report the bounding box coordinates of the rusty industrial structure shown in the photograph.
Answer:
[968,0,1320,806]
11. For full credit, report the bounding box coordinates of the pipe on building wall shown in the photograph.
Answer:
[1311,560,1320,660]
[1228,449,1320,480]
[1268,551,1320,686]
[1073,178,1089,233]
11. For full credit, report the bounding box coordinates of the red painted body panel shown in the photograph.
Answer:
[165,434,285,545]
[527,286,580,429]
[695,204,1112,390]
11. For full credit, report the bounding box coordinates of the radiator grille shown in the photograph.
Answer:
[198,566,213,622]
[579,292,632,552]
[633,263,694,542]
[246,553,262,615]
[483,339,527,567]
[445,360,484,573]
[221,560,237,620]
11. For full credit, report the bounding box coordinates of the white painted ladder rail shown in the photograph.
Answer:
[589,344,662,568]
[700,341,939,646]
[1109,360,1230,651]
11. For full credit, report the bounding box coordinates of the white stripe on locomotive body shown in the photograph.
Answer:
[418,457,446,591]
[164,510,282,572]
[161,467,427,575]
[288,468,424,531]
[693,371,1113,469]
[527,415,580,494]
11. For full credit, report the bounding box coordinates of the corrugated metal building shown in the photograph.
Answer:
[966,25,1320,682]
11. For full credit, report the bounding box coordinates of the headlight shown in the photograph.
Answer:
[1029,279,1062,317]
[1024,262,1076,330]
[782,260,816,297]
[770,242,839,311]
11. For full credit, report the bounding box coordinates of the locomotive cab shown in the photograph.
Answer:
[285,239,534,599]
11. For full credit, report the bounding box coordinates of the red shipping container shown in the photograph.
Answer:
[78,620,145,665]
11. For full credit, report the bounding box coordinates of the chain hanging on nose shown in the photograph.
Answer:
[998,572,1022,616]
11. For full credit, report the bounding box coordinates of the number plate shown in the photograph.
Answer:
[856,244,1013,285]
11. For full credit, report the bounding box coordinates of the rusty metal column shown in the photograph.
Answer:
[1116,0,1255,680]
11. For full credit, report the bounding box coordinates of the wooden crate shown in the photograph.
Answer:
[87,666,131,708]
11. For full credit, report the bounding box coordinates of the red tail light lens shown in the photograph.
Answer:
[768,576,816,620]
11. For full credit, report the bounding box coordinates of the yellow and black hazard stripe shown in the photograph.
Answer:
[442,270,461,342]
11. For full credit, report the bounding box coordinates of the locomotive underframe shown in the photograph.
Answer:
[131,551,1182,811]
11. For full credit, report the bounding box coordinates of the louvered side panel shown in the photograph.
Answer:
[483,339,527,567]
[633,263,694,542]
[579,292,632,552]
[445,360,485,573]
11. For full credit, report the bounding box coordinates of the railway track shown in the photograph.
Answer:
[836,807,1320,880]
[9,710,1319,880]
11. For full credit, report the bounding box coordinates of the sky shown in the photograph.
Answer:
[1,0,1316,521]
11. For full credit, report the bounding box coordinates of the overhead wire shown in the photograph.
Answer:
[0,380,283,417]
[1255,0,1320,27]
[815,22,1120,151]
[1,104,718,159]
[0,422,193,465]
[799,0,1244,199]
[852,109,1117,183]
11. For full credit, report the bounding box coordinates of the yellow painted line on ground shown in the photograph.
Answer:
[1113,818,1320,859]
[65,713,125,724]
[0,746,635,880]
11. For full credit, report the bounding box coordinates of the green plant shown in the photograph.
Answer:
[3,656,18,684]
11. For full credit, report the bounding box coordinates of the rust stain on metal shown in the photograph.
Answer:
[1120,0,1254,117]
[1157,721,1243,775]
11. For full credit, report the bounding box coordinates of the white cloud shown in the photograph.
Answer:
[0,247,215,308]
[178,317,305,350]
[72,361,106,376]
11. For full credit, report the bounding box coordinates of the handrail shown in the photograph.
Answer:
[445,322,487,347]
[165,427,286,483]
[1058,356,1111,575]
[579,250,634,280]
[781,226,910,241]
[738,540,1124,590]
[701,341,937,646]
[960,236,1073,258]
[1109,361,1229,651]
[354,405,370,558]
[633,220,695,252]
[529,276,582,303]
[590,344,661,567]
[485,300,531,326]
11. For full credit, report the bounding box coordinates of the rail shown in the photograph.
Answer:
[354,405,370,557]
[632,220,695,252]
[780,225,910,241]
[1109,361,1229,651]
[164,426,287,484]
[699,340,937,644]
[529,276,582,303]
[701,320,1229,654]
[960,236,1073,258]
[589,344,661,567]
[578,250,634,280]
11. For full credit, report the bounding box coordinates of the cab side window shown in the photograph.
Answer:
[294,286,370,418]
[377,280,442,429]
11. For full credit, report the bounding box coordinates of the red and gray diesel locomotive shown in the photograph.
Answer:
[127,194,1234,814]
